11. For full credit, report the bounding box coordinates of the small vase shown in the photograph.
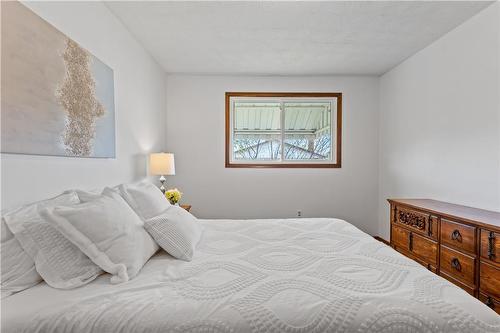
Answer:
[174,203,179,206]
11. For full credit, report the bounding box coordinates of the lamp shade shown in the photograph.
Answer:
[149,153,175,175]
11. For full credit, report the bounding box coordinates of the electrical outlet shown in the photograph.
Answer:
[297,210,302,217]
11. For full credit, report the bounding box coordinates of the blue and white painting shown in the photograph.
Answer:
[1,1,115,158]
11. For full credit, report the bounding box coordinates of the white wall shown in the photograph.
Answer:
[165,75,380,235]
[3,2,497,240]
[378,2,500,239]
[1,1,166,210]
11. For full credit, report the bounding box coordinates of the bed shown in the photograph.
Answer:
[2,217,499,332]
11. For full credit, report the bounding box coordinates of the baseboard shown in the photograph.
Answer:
[373,235,390,245]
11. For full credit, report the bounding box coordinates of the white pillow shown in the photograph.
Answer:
[118,181,171,220]
[65,189,103,202]
[3,192,102,290]
[144,205,202,261]
[1,232,41,299]
[1,213,42,299]
[41,188,159,284]
[1,216,14,242]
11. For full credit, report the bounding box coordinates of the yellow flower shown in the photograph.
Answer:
[165,188,182,204]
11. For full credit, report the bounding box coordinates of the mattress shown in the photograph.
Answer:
[2,218,499,332]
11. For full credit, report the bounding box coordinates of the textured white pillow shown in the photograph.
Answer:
[144,205,202,261]
[118,181,171,220]
[3,193,102,291]
[41,188,159,284]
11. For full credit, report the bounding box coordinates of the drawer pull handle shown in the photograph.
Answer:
[408,232,413,252]
[451,229,462,242]
[488,231,495,260]
[428,216,433,236]
[451,258,461,272]
[485,296,495,309]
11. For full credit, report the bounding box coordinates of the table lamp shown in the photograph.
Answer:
[149,153,175,193]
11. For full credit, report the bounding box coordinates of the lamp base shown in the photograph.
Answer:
[159,175,166,194]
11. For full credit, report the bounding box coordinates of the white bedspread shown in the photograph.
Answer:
[2,218,499,332]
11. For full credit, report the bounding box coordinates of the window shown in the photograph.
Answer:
[225,92,342,168]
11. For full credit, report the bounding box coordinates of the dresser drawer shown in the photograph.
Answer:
[480,230,499,264]
[396,246,432,270]
[393,206,437,240]
[392,225,437,265]
[480,261,500,299]
[440,271,475,296]
[441,219,476,254]
[440,245,476,285]
[479,293,500,315]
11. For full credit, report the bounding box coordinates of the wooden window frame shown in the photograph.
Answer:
[225,92,342,168]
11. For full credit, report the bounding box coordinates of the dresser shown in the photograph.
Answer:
[388,199,500,314]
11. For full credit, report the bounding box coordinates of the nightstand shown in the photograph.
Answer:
[180,204,191,212]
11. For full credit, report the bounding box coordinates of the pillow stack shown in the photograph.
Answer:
[2,192,101,296]
[1,180,203,297]
[41,188,159,284]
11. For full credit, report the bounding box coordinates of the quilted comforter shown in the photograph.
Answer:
[2,218,499,332]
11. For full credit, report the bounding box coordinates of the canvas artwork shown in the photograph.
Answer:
[1,2,115,158]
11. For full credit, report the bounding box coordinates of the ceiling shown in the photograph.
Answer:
[105,1,493,76]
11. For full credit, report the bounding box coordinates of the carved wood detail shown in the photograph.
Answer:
[398,210,426,230]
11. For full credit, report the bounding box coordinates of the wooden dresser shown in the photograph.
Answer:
[388,199,500,314]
